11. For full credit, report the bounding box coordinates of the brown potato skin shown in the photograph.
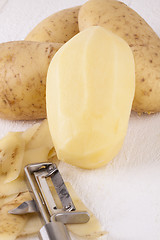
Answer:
[79,0,160,113]
[25,6,80,43]
[0,41,62,120]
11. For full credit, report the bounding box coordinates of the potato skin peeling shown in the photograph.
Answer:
[0,132,25,183]
[0,120,56,192]
[46,26,135,169]
[0,192,31,240]
[0,120,58,239]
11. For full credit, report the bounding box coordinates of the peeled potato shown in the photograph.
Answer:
[25,6,80,43]
[0,41,62,120]
[78,0,160,113]
[46,26,135,169]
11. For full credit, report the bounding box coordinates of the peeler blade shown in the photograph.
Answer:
[8,199,38,215]
[47,164,76,211]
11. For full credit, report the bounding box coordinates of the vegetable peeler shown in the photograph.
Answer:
[9,162,90,240]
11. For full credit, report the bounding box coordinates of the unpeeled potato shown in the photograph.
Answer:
[78,0,160,113]
[25,6,80,43]
[0,176,27,198]
[0,41,62,120]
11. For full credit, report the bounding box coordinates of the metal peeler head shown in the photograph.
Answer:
[9,162,90,240]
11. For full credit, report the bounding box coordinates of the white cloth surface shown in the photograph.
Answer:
[0,0,160,240]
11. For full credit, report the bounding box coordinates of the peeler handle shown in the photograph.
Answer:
[39,221,71,240]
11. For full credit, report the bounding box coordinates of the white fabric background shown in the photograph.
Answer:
[0,0,160,240]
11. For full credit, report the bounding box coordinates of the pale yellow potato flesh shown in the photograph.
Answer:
[0,41,62,120]
[25,6,80,43]
[46,26,135,169]
[78,0,160,113]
